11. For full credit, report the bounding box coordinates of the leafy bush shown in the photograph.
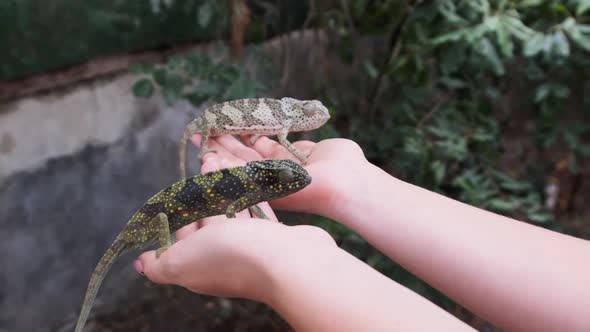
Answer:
[131,51,267,106]
[309,0,590,326]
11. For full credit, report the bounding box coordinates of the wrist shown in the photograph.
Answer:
[323,161,396,225]
[257,224,339,306]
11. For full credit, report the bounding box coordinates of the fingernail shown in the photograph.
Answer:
[134,260,144,275]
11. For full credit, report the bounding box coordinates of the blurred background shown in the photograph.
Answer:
[1,1,589,331]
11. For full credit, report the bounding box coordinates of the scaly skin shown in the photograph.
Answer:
[179,97,330,178]
[74,159,311,332]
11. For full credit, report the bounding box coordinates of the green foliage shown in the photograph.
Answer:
[307,0,590,322]
[0,0,230,80]
[1,0,309,81]
[131,52,267,106]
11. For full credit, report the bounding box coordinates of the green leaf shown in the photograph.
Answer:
[472,127,495,142]
[153,68,168,85]
[364,60,378,79]
[438,1,465,24]
[519,0,543,6]
[488,198,519,212]
[562,18,590,52]
[553,84,570,99]
[552,3,569,15]
[527,210,552,223]
[431,160,446,185]
[524,33,545,57]
[128,63,153,75]
[198,2,213,28]
[185,92,210,106]
[502,15,536,40]
[552,31,570,57]
[577,0,590,15]
[431,29,468,45]
[167,55,184,69]
[535,84,550,103]
[165,73,185,92]
[161,73,184,105]
[478,38,505,75]
[439,77,465,89]
[163,86,181,105]
[496,24,513,57]
[132,79,154,97]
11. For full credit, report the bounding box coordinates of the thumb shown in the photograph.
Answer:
[134,250,178,284]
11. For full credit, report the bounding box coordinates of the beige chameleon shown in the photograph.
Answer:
[179,97,330,178]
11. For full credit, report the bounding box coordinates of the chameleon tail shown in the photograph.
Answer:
[179,119,202,179]
[74,237,128,332]
[179,126,189,179]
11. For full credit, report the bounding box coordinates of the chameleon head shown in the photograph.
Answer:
[280,97,331,131]
[245,159,311,199]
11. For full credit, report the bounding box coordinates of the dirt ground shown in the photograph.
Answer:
[89,282,291,332]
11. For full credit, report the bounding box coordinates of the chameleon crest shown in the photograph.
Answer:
[179,97,330,178]
[74,159,311,332]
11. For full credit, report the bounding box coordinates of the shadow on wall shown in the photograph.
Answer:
[0,87,201,332]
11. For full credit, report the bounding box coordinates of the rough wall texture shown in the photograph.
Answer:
[0,30,328,332]
[0,75,200,331]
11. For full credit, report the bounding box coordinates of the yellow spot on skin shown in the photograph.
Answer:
[209,194,214,197]
[177,207,182,211]
[206,189,211,193]
[182,213,189,217]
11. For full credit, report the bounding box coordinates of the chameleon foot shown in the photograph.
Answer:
[248,205,270,220]
[277,131,308,165]
[226,193,258,219]
[249,134,262,146]
[156,247,167,258]
[154,212,172,258]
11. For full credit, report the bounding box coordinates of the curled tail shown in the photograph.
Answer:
[74,237,128,332]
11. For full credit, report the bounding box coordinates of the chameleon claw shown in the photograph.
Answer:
[155,247,168,258]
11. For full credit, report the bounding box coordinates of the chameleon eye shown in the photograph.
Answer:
[278,169,294,183]
[302,102,317,116]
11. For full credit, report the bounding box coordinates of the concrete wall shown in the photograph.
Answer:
[0,72,200,331]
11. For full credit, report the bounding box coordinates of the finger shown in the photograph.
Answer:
[206,138,248,166]
[176,223,198,240]
[191,134,244,164]
[250,136,282,158]
[215,135,263,161]
[200,153,221,174]
[252,136,316,161]
[256,202,279,222]
[292,141,316,156]
[135,251,171,283]
[191,134,203,148]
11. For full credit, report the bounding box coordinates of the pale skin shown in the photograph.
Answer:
[135,135,590,331]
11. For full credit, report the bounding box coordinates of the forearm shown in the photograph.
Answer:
[265,241,473,332]
[328,163,590,331]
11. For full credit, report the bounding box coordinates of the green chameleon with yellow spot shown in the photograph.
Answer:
[74,159,311,332]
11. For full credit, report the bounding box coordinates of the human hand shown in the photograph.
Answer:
[188,134,372,219]
[134,152,336,303]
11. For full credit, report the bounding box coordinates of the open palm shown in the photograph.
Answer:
[189,134,369,217]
